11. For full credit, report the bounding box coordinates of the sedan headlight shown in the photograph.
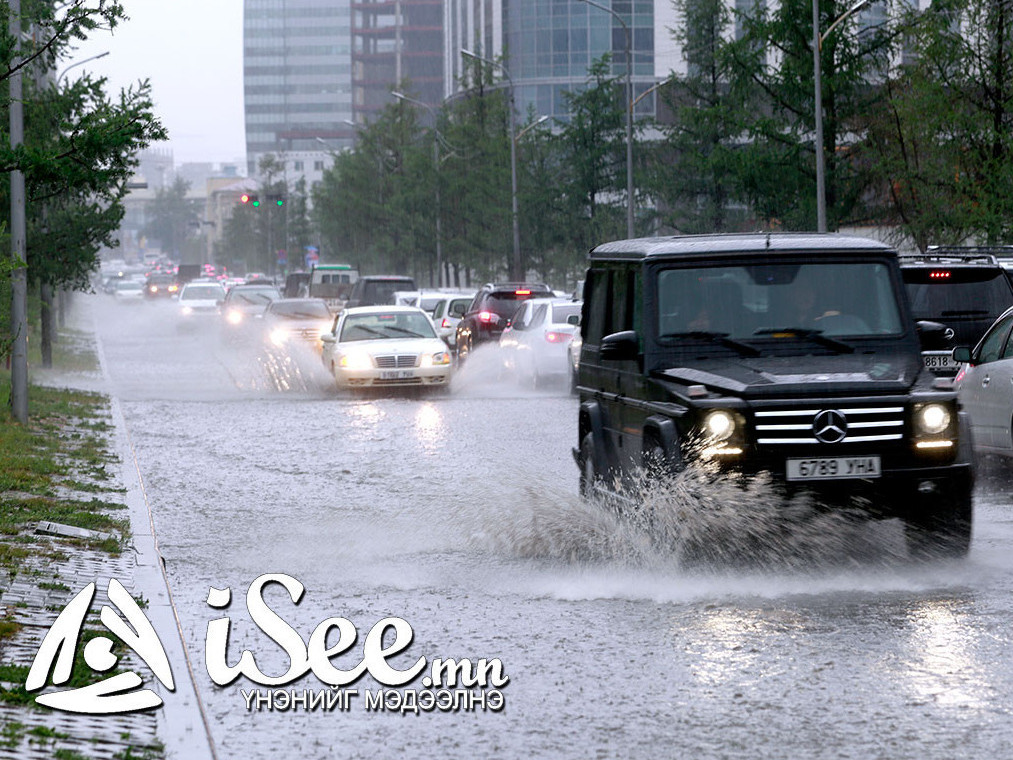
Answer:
[270,328,288,347]
[914,402,952,436]
[226,309,243,325]
[181,306,193,316]
[420,351,451,368]
[338,350,373,371]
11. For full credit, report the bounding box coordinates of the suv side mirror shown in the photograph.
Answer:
[916,320,949,350]
[600,330,640,361]
[952,346,972,364]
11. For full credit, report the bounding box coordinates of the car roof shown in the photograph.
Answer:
[898,248,1003,270]
[590,232,895,260]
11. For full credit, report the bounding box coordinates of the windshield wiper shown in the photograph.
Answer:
[384,326,426,338]
[752,327,855,354]
[658,331,761,357]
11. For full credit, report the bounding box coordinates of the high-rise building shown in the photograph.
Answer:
[243,0,356,176]
[351,0,446,121]
[446,1,679,121]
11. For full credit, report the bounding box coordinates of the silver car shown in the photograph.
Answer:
[954,304,1013,455]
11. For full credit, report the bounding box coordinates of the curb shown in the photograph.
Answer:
[94,322,218,760]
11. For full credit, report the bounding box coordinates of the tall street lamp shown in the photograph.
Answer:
[579,0,634,239]
[813,0,872,232]
[392,90,445,287]
[56,51,110,87]
[461,49,524,281]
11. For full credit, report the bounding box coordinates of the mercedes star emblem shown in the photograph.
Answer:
[813,409,847,444]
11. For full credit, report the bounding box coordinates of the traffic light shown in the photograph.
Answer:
[240,193,260,207]
[266,193,285,207]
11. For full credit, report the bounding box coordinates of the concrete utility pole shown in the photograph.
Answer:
[9,0,28,422]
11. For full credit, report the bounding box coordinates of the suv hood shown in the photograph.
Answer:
[657,352,922,398]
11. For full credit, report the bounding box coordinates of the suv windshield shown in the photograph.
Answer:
[656,260,904,341]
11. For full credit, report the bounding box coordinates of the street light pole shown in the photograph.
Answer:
[392,91,444,288]
[8,0,27,421]
[56,51,110,87]
[580,0,634,239]
[813,0,872,233]
[461,49,523,281]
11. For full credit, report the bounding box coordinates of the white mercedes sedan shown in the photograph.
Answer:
[321,305,452,391]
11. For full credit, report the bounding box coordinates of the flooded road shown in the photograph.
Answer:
[91,295,1013,759]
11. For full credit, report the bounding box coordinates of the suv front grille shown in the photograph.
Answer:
[375,354,418,369]
[753,405,904,445]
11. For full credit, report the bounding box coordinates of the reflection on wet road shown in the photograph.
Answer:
[88,295,1013,759]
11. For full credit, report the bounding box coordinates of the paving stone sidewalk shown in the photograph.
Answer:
[0,316,215,760]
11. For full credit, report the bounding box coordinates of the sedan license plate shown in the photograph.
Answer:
[922,351,959,371]
[786,456,881,481]
[380,370,414,380]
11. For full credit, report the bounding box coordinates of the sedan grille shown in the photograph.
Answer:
[374,354,418,369]
[753,405,904,445]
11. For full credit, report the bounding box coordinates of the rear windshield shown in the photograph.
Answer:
[484,292,543,318]
[902,269,1013,320]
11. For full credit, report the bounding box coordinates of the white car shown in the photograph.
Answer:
[321,305,452,390]
[177,281,226,323]
[429,292,475,349]
[499,298,582,387]
[112,279,145,301]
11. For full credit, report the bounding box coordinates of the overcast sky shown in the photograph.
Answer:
[75,2,246,167]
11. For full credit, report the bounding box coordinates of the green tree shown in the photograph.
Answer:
[143,176,199,260]
[554,57,628,250]
[857,0,1013,248]
[1,2,165,371]
[648,0,747,233]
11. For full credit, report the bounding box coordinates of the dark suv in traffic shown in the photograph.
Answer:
[575,233,974,558]
[455,282,553,360]
[900,248,1013,376]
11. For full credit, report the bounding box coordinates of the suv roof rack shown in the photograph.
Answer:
[899,247,1002,267]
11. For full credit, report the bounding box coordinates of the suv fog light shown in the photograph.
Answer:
[917,403,951,435]
[704,410,735,441]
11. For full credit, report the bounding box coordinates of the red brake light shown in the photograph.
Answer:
[930,271,951,279]
[545,331,567,343]
[441,318,451,328]
[515,289,531,295]
[479,311,495,323]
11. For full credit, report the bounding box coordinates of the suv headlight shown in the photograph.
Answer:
[916,403,951,436]
[704,410,736,441]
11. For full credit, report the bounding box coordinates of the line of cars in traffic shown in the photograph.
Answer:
[144,269,584,394]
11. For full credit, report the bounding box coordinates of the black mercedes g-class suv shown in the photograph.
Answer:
[575,233,974,557]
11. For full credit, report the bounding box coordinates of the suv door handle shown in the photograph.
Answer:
[982,374,990,387]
